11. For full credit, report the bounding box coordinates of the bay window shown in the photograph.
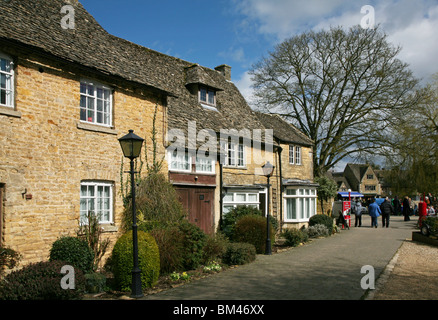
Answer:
[284,187,317,222]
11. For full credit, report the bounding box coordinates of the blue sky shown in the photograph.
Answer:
[80,0,438,103]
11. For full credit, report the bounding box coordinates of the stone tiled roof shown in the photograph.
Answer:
[0,0,311,148]
[0,0,178,95]
[255,112,313,146]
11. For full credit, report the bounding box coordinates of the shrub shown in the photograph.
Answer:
[0,246,21,277]
[178,220,207,270]
[221,206,263,239]
[281,228,308,247]
[221,242,256,265]
[307,224,330,238]
[202,232,229,264]
[49,236,94,274]
[148,225,185,274]
[0,260,86,300]
[77,211,110,272]
[309,214,334,235]
[110,231,160,291]
[84,272,107,294]
[233,214,275,254]
[122,172,187,231]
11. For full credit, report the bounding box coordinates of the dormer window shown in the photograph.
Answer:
[199,86,216,106]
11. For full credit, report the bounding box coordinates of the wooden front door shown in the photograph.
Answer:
[176,187,214,234]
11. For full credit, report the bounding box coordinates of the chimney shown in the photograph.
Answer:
[215,64,232,81]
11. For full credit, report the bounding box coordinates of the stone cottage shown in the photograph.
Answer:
[0,0,316,266]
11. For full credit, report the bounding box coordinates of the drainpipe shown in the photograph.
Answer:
[277,146,283,233]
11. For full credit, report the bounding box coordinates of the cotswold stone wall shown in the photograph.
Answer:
[0,52,166,265]
[222,143,314,228]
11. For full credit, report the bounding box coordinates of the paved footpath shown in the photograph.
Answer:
[143,216,416,300]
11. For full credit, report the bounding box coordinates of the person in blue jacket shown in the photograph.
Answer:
[368,198,381,228]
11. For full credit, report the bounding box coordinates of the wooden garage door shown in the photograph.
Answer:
[176,187,214,235]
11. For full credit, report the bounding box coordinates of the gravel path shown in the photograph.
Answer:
[369,239,438,300]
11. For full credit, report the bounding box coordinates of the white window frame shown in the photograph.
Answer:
[80,79,113,127]
[221,140,246,168]
[80,181,113,225]
[289,145,302,165]
[284,187,317,222]
[168,149,192,172]
[289,145,294,164]
[295,146,301,165]
[0,53,14,108]
[199,86,216,106]
[195,155,215,174]
[223,190,260,215]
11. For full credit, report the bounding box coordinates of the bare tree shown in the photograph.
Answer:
[384,74,438,195]
[250,25,419,176]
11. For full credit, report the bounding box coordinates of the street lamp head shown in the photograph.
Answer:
[118,130,144,160]
[262,161,275,177]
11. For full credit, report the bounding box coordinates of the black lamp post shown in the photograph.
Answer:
[118,129,144,298]
[262,161,275,255]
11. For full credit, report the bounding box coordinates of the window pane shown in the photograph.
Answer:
[306,198,310,219]
[0,89,5,105]
[248,194,258,202]
[0,74,6,89]
[310,198,315,217]
[286,189,296,195]
[80,185,88,197]
[235,194,246,202]
[200,88,207,102]
[80,83,87,94]
[208,90,215,104]
[97,99,103,111]
[238,144,244,166]
[97,111,103,124]
[223,193,233,202]
[286,198,296,220]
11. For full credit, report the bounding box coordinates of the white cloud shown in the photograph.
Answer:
[234,71,256,107]
[234,0,438,89]
[219,46,246,63]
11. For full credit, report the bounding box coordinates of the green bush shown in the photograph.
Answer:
[84,273,107,293]
[122,172,187,231]
[0,260,86,300]
[307,224,330,238]
[148,225,185,274]
[233,214,275,254]
[49,236,94,274]
[221,242,256,265]
[281,228,308,247]
[0,245,21,277]
[221,206,263,239]
[309,214,334,235]
[202,232,229,264]
[110,231,160,291]
[178,220,207,270]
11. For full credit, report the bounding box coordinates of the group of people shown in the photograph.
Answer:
[344,193,437,229]
[350,197,394,228]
